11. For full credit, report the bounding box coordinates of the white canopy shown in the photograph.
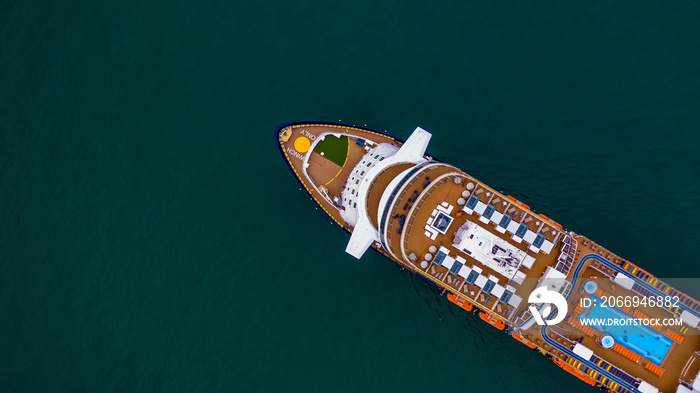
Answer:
[452,221,526,279]
[680,310,700,328]
[507,294,523,307]
[474,275,488,289]
[572,343,593,361]
[637,381,659,393]
[540,240,554,254]
[521,255,536,269]
[491,284,505,298]
[523,230,537,243]
[613,272,635,290]
[539,266,567,293]
[442,256,456,270]
[457,265,472,279]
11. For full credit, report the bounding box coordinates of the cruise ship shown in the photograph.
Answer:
[276,121,700,393]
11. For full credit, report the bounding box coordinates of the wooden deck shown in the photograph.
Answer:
[377,164,566,323]
[278,123,397,229]
[306,140,366,200]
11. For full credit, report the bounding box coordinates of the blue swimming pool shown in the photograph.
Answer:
[584,281,598,294]
[579,296,672,365]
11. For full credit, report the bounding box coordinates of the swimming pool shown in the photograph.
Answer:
[579,296,672,365]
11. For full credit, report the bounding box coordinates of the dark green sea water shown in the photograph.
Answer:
[2,1,700,392]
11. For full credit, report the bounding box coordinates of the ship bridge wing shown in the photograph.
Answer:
[345,221,378,258]
[393,127,431,162]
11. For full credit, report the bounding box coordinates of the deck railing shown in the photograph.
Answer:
[383,164,446,254]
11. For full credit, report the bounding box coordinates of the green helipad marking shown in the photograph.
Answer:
[313,135,348,167]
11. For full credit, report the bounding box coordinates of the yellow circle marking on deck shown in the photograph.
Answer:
[294,136,310,153]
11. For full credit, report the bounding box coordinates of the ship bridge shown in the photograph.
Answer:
[343,127,432,259]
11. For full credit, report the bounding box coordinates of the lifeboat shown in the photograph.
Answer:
[447,293,473,311]
[479,312,506,330]
[539,214,563,229]
[506,195,530,210]
[511,332,537,349]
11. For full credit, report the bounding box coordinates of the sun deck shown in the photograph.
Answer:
[517,237,700,393]
[377,164,567,323]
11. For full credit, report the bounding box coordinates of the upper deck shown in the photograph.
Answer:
[378,163,568,324]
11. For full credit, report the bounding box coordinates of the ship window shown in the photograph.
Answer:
[355,180,359,184]
[367,163,372,167]
[380,157,385,161]
[360,171,365,175]
[374,154,379,159]
[353,202,357,208]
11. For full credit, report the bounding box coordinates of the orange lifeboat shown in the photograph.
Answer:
[539,214,563,229]
[506,195,530,210]
[479,312,506,330]
[552,358,596,386]
[511,332,537,349]
[447,293,473,311]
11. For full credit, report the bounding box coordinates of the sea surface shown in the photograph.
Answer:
[2,1,700,392]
